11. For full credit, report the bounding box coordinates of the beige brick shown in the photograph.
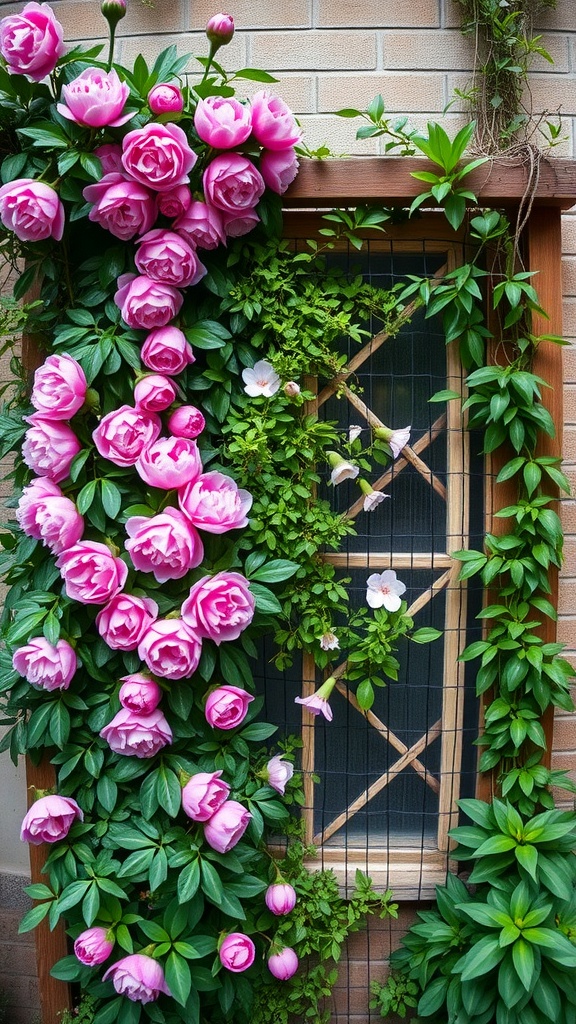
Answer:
[552,715,576,751]
[535,0,576,31]
[563,346,576,383]
[563,214,576,255]
[562,256,576,298]
[318,72,445,114]
[381,29,474,71]
[561,499,576,532]
[558,613,576,644]
[564,384,576,423]
[190,0,311,31]
[317,0,440,28]
[527,76,576,118]
[559,580,576,615]
[186,73,317,115]
[563,425,576,463]
[564,300,576,339]
[54,0,187,40]
[251,29,377,70]
[443,0,465,29]
[118,31,248,74]
[552,750,576,776]
[298,113,380,154]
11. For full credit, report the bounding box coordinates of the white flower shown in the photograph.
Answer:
[365,570,406,612]
[327,450,359,486]
[348,424,363,443]
[284,381,300,398]
[363,490,389,512]
[242,360,280,397]
[388,425,411,459]
[319,631,339,651]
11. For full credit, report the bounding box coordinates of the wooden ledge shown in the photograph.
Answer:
[283,156,576,209]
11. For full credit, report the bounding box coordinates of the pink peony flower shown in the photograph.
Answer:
[265,883,297,916]
[122,122,197,192]
[250,91,302,150]
[203,154,265,214]
[25,493,84,554]
[16,476,61,538]
[96,593,158,651]
[181,572,255,645]
[206,12,234,45]
[167,405,205,439]
[20,794,83,845]
[83,173,156,241]
[260,148,299,194]
[0,2,65,81]
[57,540,128,605]
[221,208,260,238]
[22,416,80,482]
[219,933,255,973]
[204,685,254,730]
[57,67,131,128]
[265,754,294,795]
[138,618,202,680]
[194,96,252,150]
[100,706,172,758]
[94,143,124,174]
[182,770,230,822]
[93,404,161,467]
[134,229,206,288]
[103,954,171,1003]
[179,471,252,534]
[241,360,280,398]
[268,947,299,980]
[148,83,184,115]
[141,325,195,377]
[114,273,184,331]
[125,508,204,583]
[135,436,202,490]
[365,569,406,612]
[204,800,251,853]
[13,637,77,691]
[31,353,87,420]
[134,374,177,414]
[0,178,64,242]
[118,674,162,714]
[174,200,226,251]
[156,185,191,220]
[74,927,114,967]
[295,676,337,722]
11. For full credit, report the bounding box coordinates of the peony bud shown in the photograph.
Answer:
[101,0,126,27]
[206,12,234,46]
[265,882,297,916]
[268,947,299,980]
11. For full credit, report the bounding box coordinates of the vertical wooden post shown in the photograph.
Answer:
[524,206,564,762]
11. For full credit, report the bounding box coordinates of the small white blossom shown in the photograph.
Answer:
[327,450,359,486]
[319,631,339,651]
[366,569,406,612]
[242,360,280,397]
[348,424,363,443]
[363,490,389,512]
[388,425,411,459]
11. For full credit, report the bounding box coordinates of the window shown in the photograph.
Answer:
[260,217,483,898]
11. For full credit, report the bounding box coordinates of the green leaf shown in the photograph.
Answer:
[429,389,461,402]
[101,479,122,519]
[250,582,282,614]
[411,627,442,644]
[249,559,299,583]
[512,937,535,991]
[234,68,279,82]
[156,766,182,818]
[165,951,192,1006]
[457,935,505,980]
[18,901,51,933]
[417,976,449,1016]
[178,859,200,903]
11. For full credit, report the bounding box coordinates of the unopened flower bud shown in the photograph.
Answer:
[206,12,235,46]
[284,381,300,398]
[101,0,126,28]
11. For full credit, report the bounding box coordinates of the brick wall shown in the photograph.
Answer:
[0,1,574,1021]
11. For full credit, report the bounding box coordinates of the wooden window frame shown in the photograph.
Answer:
[27,157,576,1022]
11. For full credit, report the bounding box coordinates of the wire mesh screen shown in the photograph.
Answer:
[255,228,484,1020]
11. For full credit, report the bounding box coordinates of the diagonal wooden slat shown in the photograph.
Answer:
[406,568,452,617]
[316,261,449,408]
[344,412,447,518]
[314,712,443,845]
